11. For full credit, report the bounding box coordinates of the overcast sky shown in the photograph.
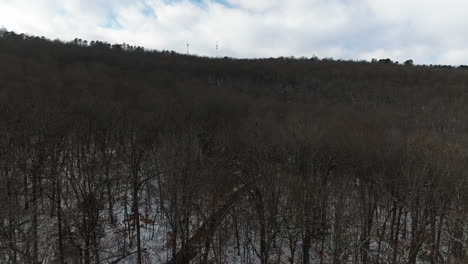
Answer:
[2,0,468,65]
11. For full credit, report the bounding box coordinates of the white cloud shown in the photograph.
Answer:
[440,49,468,65]
[1,0,468,64]
[226,0,281,12]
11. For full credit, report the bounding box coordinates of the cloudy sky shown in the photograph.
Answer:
[1,0,468,65]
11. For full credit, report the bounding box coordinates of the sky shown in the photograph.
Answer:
[1,0,468,65]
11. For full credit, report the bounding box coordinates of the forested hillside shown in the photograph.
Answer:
[1,31,468,264]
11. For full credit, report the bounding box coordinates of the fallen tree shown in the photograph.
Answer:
[167,182,253,264]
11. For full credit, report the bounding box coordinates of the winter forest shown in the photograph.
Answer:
[0,31,468,264]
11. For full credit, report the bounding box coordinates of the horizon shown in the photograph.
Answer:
[2,0,468,65]
[2,29,465,68]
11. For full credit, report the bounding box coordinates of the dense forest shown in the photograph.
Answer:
[1,30,468,264]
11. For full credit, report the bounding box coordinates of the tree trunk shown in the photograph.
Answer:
[57,177,65,264]
[32,170,39,264]
[133,184,142,264]
[107,173,114,225]
[8,185,18,264]
[392,206,402,264]
[302,226,311,264]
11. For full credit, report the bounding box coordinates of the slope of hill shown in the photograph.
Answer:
[1,31,468,264]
